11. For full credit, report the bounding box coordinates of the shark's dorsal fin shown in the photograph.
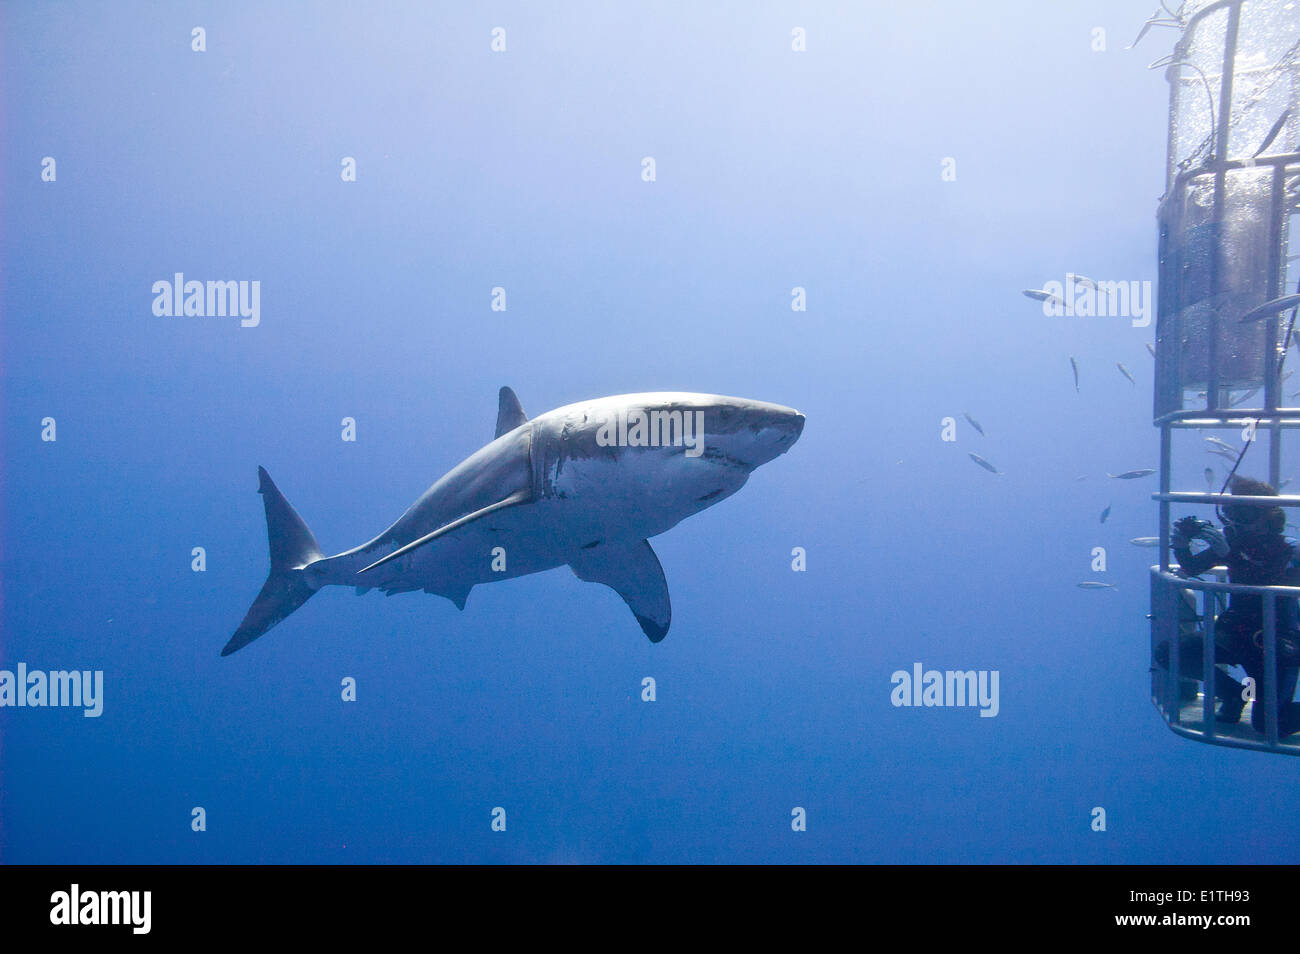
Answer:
[495,387,528,438]
[569,539,671,642]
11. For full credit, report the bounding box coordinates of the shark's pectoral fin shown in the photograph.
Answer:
[358,489,532,574]
[495,386,528,438]
[569,539,671,642]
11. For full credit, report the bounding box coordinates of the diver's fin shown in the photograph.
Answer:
[222,467,325,656]
[495,386,528,438]
[358,488,532,574]
[569,539,671,643]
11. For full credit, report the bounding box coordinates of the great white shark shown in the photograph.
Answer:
[223,388,805,656]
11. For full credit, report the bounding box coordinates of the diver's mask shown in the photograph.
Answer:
[1222,505,1266,530]
[1221,502,1283,537]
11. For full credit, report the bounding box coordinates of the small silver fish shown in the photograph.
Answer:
[1117,362,1136,386]
[1129,537,1160,547]
[1072,273,1115,303]
[968,452,1001,475]
[1075,474,1089,481]
[963,412,985,437]
[1124,10,1179,51]
[1254,107,1292,159]
[1077,581,1117,589]
[1207,448,1238,462]
[1204,466,1215,489]
[1239,295,1300,323]
[1024,289,1066,310]
[1070,356,1079,392]
[1228,387,1260,407]
[1146,343,1156,358]
[1205,436,1236,453]
[1124,13,1157,51]
[1107,469,1156,479]
[1100,503,1112,524]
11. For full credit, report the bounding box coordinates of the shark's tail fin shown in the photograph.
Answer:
[222,467,325,657]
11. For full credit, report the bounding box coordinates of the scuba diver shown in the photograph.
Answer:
[1160,476,1300,735]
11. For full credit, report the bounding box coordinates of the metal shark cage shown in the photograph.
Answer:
[1151,0,1300,754]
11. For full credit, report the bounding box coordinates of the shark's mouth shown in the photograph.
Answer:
[697,446,752,472]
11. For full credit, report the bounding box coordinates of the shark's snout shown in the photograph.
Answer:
[767,406,805,455]
[785,410,806,442]
[765,407,804,453]
[718,402,804,469]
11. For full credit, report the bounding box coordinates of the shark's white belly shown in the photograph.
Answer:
[542,445,750,544]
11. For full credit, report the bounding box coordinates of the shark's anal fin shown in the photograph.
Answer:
[439,585,473,611]
[421,581,473,610]
[569,539,671,643]
[495,386,528,438]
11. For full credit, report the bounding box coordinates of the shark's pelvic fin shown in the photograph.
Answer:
[222,467,325,656]
[569,539,671,642]
[495,386,528,438]
[358,488,533,575]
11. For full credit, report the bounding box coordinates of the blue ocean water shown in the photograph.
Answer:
[2,1,1296,865]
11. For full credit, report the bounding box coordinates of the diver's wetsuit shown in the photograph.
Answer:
[1171,525,1300,735]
